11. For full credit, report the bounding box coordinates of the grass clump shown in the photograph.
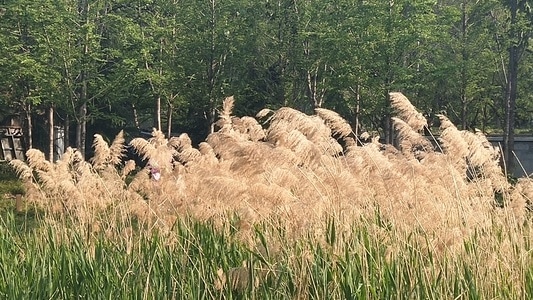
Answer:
[3,92,533,298]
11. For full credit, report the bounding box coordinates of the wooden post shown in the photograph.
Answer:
[15,194,24,212]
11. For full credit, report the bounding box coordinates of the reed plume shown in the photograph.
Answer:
[265,107,331,145]
[231,116,266,142]
[109,130,126,166]
[437,114,469,158]
[315,108,353,139]
[90,134,110,170]
[9,159,32,180]
[10,92,529,256]
[215,96,235,131]
[391,117,434,160]
[389,92,427,132]
[172,133,201,165]
[121,159,136,179]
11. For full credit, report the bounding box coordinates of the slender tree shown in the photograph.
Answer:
[502,0,532,171]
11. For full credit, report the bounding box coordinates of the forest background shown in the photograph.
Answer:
[0,0,532,168]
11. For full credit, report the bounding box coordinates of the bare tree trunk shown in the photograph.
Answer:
[64,114,70,149]
[156,38,164,132]
[275,0,287,106]
[49,106,54,162]
[209,108,216,134]
[166,101,173,138]
[504,46,518,172]
[384,102,393,145]
[156,95,161,131]
[76,101,87,158]
[207,0,217,134]
[305,64,327,109]
[143,38,163,131]
[132,103,140,129]
[77,0,89,159]
[503,0,520,173]
[205,0,228,134]
[24,102,33,149]
[384,0,395,145]
[350,85,361,137]
[460,0,468,130]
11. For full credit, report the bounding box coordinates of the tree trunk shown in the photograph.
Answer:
[350,85,361,137]
[166,101,173,138]
[76,101,87,158]
[24,102,33,149]
[503,0,519,173]
[207,0,217,134]
[132,103,140,129]
[460,0,468,130]
[64,114,70,150]
[384,97,394,145]
[305,64,327,109]
[504,48,518,173]
[49,105,54,162]
[156,95,161,131]
[384,0,395,145]
[156,37,164,132]
[77,0,89,159]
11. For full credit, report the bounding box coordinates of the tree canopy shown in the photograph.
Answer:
[0,0,532,164]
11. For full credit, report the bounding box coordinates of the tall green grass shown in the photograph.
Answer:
[1,210,532,299]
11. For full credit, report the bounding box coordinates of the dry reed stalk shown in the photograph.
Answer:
[129,137,155,161]
[265,107,331,145]
[10,134,143,236]
[26,148,52,172]
[9,159,32,180]
[196,142,219,166]
[215,96,235,132]
[508,178,531,222]
[172,133,201,165]
[389,92,427,132]
[109,130,126,165]
[230,116,266,141]
[391,117,434,160]
[90,134,110,170]
[121,160,136,179]
[437,114,470,174]
[11,92,532,257]
[206,131,252,161]
[89,131,126,170]
[315,108,353,138]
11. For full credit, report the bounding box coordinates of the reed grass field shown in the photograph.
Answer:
[2,92,533,299]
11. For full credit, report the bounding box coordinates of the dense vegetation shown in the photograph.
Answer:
[1,0,532,167]
[1,93,533,298]
[3,2,533,297]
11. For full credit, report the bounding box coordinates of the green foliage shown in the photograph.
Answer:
[0,0,532,149]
